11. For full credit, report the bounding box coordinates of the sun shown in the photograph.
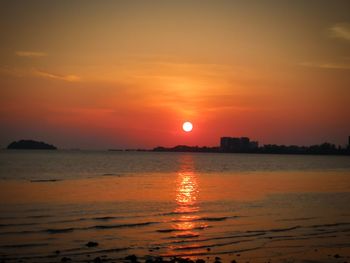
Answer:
[182,121,193,132]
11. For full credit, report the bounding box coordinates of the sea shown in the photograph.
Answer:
[0,150,350,262]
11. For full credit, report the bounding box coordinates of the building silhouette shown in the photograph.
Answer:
[220,137,258,152]
[152,136,349,155]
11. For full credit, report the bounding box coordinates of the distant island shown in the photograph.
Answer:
[7,140,57,150]
[153,136,350,155]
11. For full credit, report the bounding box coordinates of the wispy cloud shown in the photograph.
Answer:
[33,69,80,82]
[299,61,350,70]
[15,51,47,58]
[0,67,81,81]
[329,23,350,41]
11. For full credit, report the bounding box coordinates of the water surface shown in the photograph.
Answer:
[0,151,349,262]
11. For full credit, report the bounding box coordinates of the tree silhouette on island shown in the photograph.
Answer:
[7,140,57,150]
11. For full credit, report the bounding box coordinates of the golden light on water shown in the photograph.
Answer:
[176,172,198,206]
[175,155,199,212]
[174,171,200,233]
[172,155,205,239]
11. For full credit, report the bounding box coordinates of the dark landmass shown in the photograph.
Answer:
[108,148,151,152]
[153,136,350,155]
[108,148,148,152]
[256,142,349,155]
[153,143,350,155]
[7,140,57,150]
[153,145,220,153]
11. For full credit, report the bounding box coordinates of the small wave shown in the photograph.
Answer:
[277,217,317,222]
[92,216,120,221]
[0,243,49,248]
[260,235,294,240]
[173,244,205,251]
[159,211,197,216]
[0,230,39,235]
[303,228,350,237]
[269,226,301,232]
[30,179,62,183]
[48,222,157,233]
[48,217,87,224]
[171,216,238,223]
[310,222,350,228]
[247,225,301,233]
[47,216,122,225]
[102,173,123,176]
[267,235,338,243]
[0,221,157,236]
[199,216,237,222]
[172,232,266,244]
[174,233,200,238]
[157,229,174,233]
[0,222,40,228]
[0,243,48,248]
[157,225,210,233]
[171,239,255,252]
[46,228,75,234]
[90,221,158,229]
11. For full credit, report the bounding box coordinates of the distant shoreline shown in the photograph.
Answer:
[2,148,349,156]
[3,137,350,156]
[114,146,350,156]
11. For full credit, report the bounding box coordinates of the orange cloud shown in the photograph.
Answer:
[329,23,350,41]
[299,61,350,70]
[33,69,81,82]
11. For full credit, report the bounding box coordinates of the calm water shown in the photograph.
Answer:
[0,150,350,262]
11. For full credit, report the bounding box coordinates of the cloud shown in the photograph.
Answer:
[0,67,81,81]
[299,61,350,70]
[329,23,350,41]
[15,51,47,58]
[33,69,81,82]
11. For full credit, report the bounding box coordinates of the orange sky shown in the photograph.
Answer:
[0,0,350,149]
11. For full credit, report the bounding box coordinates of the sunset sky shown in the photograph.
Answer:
[1,0,350,149]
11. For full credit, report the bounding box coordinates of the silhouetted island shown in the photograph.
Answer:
[153,136,350,155]
[7,140,57,150]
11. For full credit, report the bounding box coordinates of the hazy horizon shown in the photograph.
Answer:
[2,136,349,151]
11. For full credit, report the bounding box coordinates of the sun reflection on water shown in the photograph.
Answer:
[176,171,198,208]
[172,155,204,239]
